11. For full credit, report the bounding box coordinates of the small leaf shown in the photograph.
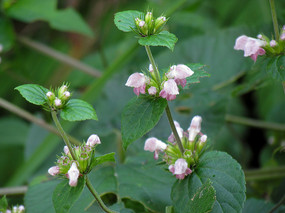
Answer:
[114,10,144,32]
[52,177,85,213]
[15,84,49,105]
[172,179,216,213]
[185,63,210,87]
[266,55,285,81]
[60,99,97,121]
[121,96,167,149]
[138,31,178,51]
[0,196,8,211]
[90,152,116,170]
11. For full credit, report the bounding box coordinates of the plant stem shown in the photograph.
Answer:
[86,177,118,213]
[225,114,285,132]
[17,36,101,78]
[269,0,280,40]
[0,98,81,145]
[51,111,77,160]
[269,195,285,213]
[0,186,27,196]
[245,166,285,181]
[145,45,161,87]
[165,104,185,154]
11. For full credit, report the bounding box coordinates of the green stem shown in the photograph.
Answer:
[51,111,77,160]
[165,104,185,154]
[86,177,118,213]
[269,0,280,40]
[0,186,27,196]
[269,195,285,213]
[225,114,285,132]
[145,45,161,87]
[245,166,285,181]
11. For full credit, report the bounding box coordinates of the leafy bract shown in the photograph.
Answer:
[185,63,210,86]
[6,0,93,37]
[172,151,245,213]
[138,31,178,51]
[52,177,85,213]
[90,152,116,170]
[15,84,49,105]
[114,10,144,32]
[121,96,167,149]
[60,99,97,121]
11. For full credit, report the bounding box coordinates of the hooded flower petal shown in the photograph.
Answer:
[68,162,80,187]
[159,79,179,101]
[188,116,202,141]
[148,86,157,95]
[125,73,149,96]
[48,166,60,176]
[169,158,192,179]
[144,137,167,159]
[86,134,101,147]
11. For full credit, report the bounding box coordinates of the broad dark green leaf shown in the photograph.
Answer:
[60,99,97,121]
[121,96,167,149]
[15,84,49,105]
[0,18,15,51]
[52,177,85,213]
[90,152,116,170]
[6,0,93,37]
[138,31,178,51]
[172,179,216,213]
[266,55,285,81]
[185,63,210,87]
[242,198,285,213]
[114,10,144,32]
[0,196,8,211]
[172,151,245,213]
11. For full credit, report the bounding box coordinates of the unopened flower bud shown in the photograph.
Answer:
[188,116,202,141]
[257,34,262,39]
[79,152,89,171]
[145,12,153,27]
[48,166,60,176]
[58,85,68,95]
[18,205,25,212]
[46,91,55,102]
[68,162,80,187]
[64,146,70,155]
[54,98,62,107]
[270,40,277,47]
[154,16,167,33]
[197,135,207,153]
[86,134,101,147]
[149,64,153,72]
[148,86,157,95]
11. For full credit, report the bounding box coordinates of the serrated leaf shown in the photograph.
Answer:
[172,151,246,213]
[6,0,93,37]
[121,96,167,149]
[114,10,144,32]
[172,179,216,213]
[138,31,178,51]
[15,84,49,105]
[52,177,85,213]
[185,63,210,87]
[60,99,97,121]
[266,55,285,81]
[90,152,115,170]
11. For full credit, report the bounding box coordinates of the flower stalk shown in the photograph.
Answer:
[269,0,279,41]
[145,45,161,87]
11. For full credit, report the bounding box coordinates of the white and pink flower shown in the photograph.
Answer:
[188,116,202,141]
[125,73,149,96]
[86,134,101,147]
[166,64,194,87]
[169,158,192,179]
[168,121,184,143]
[48,166,60,176]
[67,162,80,187]
[234,35,266,62]
[144,137,167,160]
[159,79,179,101]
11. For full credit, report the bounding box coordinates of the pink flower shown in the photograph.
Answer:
[234,35,266,62]
[54,98,62,106]
[149,64,154,72]
[148,86,157,95]
[159,79,179,101]
[48,166,60,176]
[199,135,207,143]
[270,40,277,47]
[68,162,80,187]
[125,73,149,96]
[144,137,167,160]
[280,33,285,41]
[166,64,194,87]
[86,134,101,147]
[188,116,202,141]
[64,146,70,155]
[169,158,192,179]
[168,121,184,143]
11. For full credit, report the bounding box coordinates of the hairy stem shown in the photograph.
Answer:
[86,177,118,213]
[225,114,285,131]
[165,104,185,154]
[51,111,77,160]
[145,45,161,87]
[269,0,280,40]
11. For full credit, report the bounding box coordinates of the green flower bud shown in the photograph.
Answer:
[46,91,55,104]
[154,16,167,33]
[78,152,89,172]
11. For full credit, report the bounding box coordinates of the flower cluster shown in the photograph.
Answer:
[48,134,101,187]
[4,205,25,213]
[234,25,285,62]
[144,116,207,179]
[125,64,194,101]
[46,84,71,110]
[134,11,167,36]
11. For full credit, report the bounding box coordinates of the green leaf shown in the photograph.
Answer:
[0,196,8,211]
[138,31,178,51]
[15,84,49,105]
[60,99,97,121]
[165,206,174,213]
[114,10,144,32]
[121,96,167,149]
[90,152,116,170]
[172,151,246,213]
[266,55,285,81]
[52,177,85,213]
[6,0,93,37]
[0,17,15,51]
[242,198,285,213]
[185,63,210,87]
[172,179,216,213]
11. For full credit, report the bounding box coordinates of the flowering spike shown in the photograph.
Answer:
[68,162,80,187]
